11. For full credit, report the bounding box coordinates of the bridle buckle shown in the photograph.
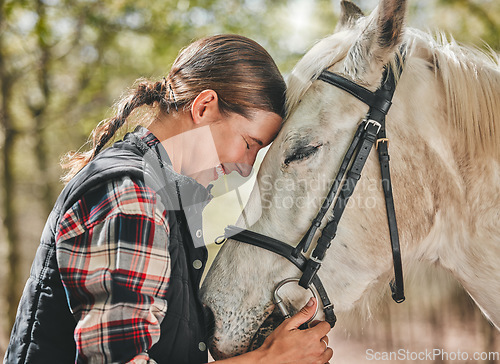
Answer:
[364,119,382,134]
[376,138,389,149]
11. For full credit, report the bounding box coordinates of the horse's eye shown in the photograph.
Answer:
[284,144,322,166]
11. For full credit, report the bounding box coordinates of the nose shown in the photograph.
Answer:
[237,150,258,177]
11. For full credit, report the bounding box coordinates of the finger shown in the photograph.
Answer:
[320,347,334,362]
[285,297,317,330]
[308,320,331,337]
[318,337,328,353]
[321,335,329,346]
[309,319,321,328]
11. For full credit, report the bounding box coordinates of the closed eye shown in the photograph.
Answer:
[243,137,250,150]
[284,144,322,166]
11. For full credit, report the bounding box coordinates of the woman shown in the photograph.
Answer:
[6,34,333,364]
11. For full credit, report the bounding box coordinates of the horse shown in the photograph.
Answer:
[200,0,500,359]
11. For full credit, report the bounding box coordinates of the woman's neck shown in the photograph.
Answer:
[147,113,220,187]
[148,113,190,175]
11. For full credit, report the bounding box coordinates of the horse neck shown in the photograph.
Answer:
[387,46,499,265]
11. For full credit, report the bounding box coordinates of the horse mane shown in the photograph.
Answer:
[286,26,500,160]
[407,29,500,159]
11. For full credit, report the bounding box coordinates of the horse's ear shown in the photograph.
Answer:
[343,0,407,81]
[336,0,364,31]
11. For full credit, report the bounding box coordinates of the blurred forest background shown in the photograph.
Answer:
[0,0,499,362]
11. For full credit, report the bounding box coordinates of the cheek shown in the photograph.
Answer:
[219,139,247,163]
[227,145,247,163]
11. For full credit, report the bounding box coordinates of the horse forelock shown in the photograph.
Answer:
[285,30,360,117]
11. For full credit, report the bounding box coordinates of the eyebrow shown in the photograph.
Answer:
[251,137,263,146]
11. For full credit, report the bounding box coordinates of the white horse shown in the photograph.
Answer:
[201,0,500,358]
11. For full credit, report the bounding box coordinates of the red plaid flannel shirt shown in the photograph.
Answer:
[56,133,170,363]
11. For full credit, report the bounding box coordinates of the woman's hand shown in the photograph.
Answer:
[254,297,333,364]
[213,297,333,364]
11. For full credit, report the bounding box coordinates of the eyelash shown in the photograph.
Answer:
[244,138,250,149]
[284,144,322,166]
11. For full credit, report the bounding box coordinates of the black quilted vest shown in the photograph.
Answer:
[5,129,210,364]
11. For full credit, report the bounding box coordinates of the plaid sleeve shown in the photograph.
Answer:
[56,176,170,363]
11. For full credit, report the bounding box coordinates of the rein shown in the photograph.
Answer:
[221,58,405,328]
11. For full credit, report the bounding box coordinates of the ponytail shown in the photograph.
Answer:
[61,78,174,183]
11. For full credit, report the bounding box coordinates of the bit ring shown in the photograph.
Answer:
[273,278,319,326]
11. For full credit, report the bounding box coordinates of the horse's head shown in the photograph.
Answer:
[202,0,463,358]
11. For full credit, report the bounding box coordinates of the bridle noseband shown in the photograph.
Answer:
[220,56,405,328]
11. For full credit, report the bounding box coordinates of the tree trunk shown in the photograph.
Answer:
[32,0,55,215]
[0,0,21,330]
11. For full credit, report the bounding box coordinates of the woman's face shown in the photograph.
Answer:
[152,91,284,187]
[209,109,283,181]
[173,90,283,187]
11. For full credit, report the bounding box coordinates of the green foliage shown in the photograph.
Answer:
[5,0,496,173]
[437,0,500,49]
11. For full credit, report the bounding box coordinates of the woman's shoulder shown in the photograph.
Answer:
[57,176,169,241]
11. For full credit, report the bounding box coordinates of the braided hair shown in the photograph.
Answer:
[92,78,174,155]
[61,77,175,181]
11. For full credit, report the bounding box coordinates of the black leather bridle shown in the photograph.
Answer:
[220,57,405,328]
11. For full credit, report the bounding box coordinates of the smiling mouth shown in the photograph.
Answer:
[215,164,227,177]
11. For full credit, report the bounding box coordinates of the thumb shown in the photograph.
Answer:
[286,297,317,329]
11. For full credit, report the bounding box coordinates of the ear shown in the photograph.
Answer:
[191,90,221,125]
[343,0,407,81]
[335,0,364,31]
